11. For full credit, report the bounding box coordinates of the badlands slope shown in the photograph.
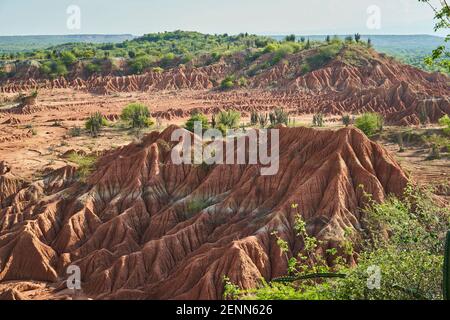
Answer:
[0,126,408,299]
[1,45,449,125]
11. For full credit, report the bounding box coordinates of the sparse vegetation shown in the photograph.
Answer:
[121,103,154,129]
[67,153,97,182]
[439,115,450,135]
[312,113,324,127]
[269,108,289,126]
[68,126,82,137]
[185,113,210,132]
[217,110,241,129]
[355,113,384,137]
[341,114,352,127]
[424,134,448,160]
[224,185,450,300]
[305,43,342,71]
[258,113,269,128]
[220,76,235,90]
[85,112,108,137]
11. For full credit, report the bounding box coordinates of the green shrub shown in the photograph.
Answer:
[152,67,164,73]
[68,126,82,137]
[341,114,352,127]
[271,43,299,65]
[269,108,289,126]
[217,110,241,129]
[355,113,383,136]
[220,76,235,90]
[237,76,248,87]
[439,115,450,136]
[130,55,153,73]
[224,185,449,300]
[185,113,210,132]
[60,51,77,66]
[263,43,279,53]
[85,62,102,74]
[160,53,176,67]
[305,44,341,70]
[40,60,68,78]
[312,113,324,127]
[68,153,97,182]
[424,134,448,160]
[121,103,154,129]
[85,112,108,137]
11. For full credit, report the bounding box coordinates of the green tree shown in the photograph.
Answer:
[419,0,450,72]
[285,34,296,42]
[60,51,77,66]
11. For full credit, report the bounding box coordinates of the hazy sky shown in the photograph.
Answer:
[0,0,446,36]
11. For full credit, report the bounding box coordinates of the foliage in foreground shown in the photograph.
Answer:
[224,185,450,300]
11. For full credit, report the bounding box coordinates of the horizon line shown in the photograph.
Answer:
[0,32,445,38]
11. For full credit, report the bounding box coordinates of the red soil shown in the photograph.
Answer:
[0,126,408,300]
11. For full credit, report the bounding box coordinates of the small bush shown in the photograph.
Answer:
[341,114,352,127]
[217,110,241,129]
[152,67,164,73]
[129,55,153,74]
[355,113,383,137]
[258,113,269,128]
[121,103,154,129]
[60,51,77,66]
[68,153,97,182]
[237,76,248,87]
[439,115,450,136]
[68,126,82,137]
[269,108,289,126]
[85,62,102,74]
[185,113,210,132]
[220,76,235,90]
[424,134,448,160]
[312,113,324,127]
[85,112,108,137]
[305,44,341,70]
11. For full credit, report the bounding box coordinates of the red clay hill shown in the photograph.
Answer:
[0,45,448,125]
[0,126,408,300]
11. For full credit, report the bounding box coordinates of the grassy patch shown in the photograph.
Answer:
[67,153,97,182]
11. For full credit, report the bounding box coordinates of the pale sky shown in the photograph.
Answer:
[0,0,446,36]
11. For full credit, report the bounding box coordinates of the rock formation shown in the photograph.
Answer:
[0,126,408,300]
[1,47,448,125]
